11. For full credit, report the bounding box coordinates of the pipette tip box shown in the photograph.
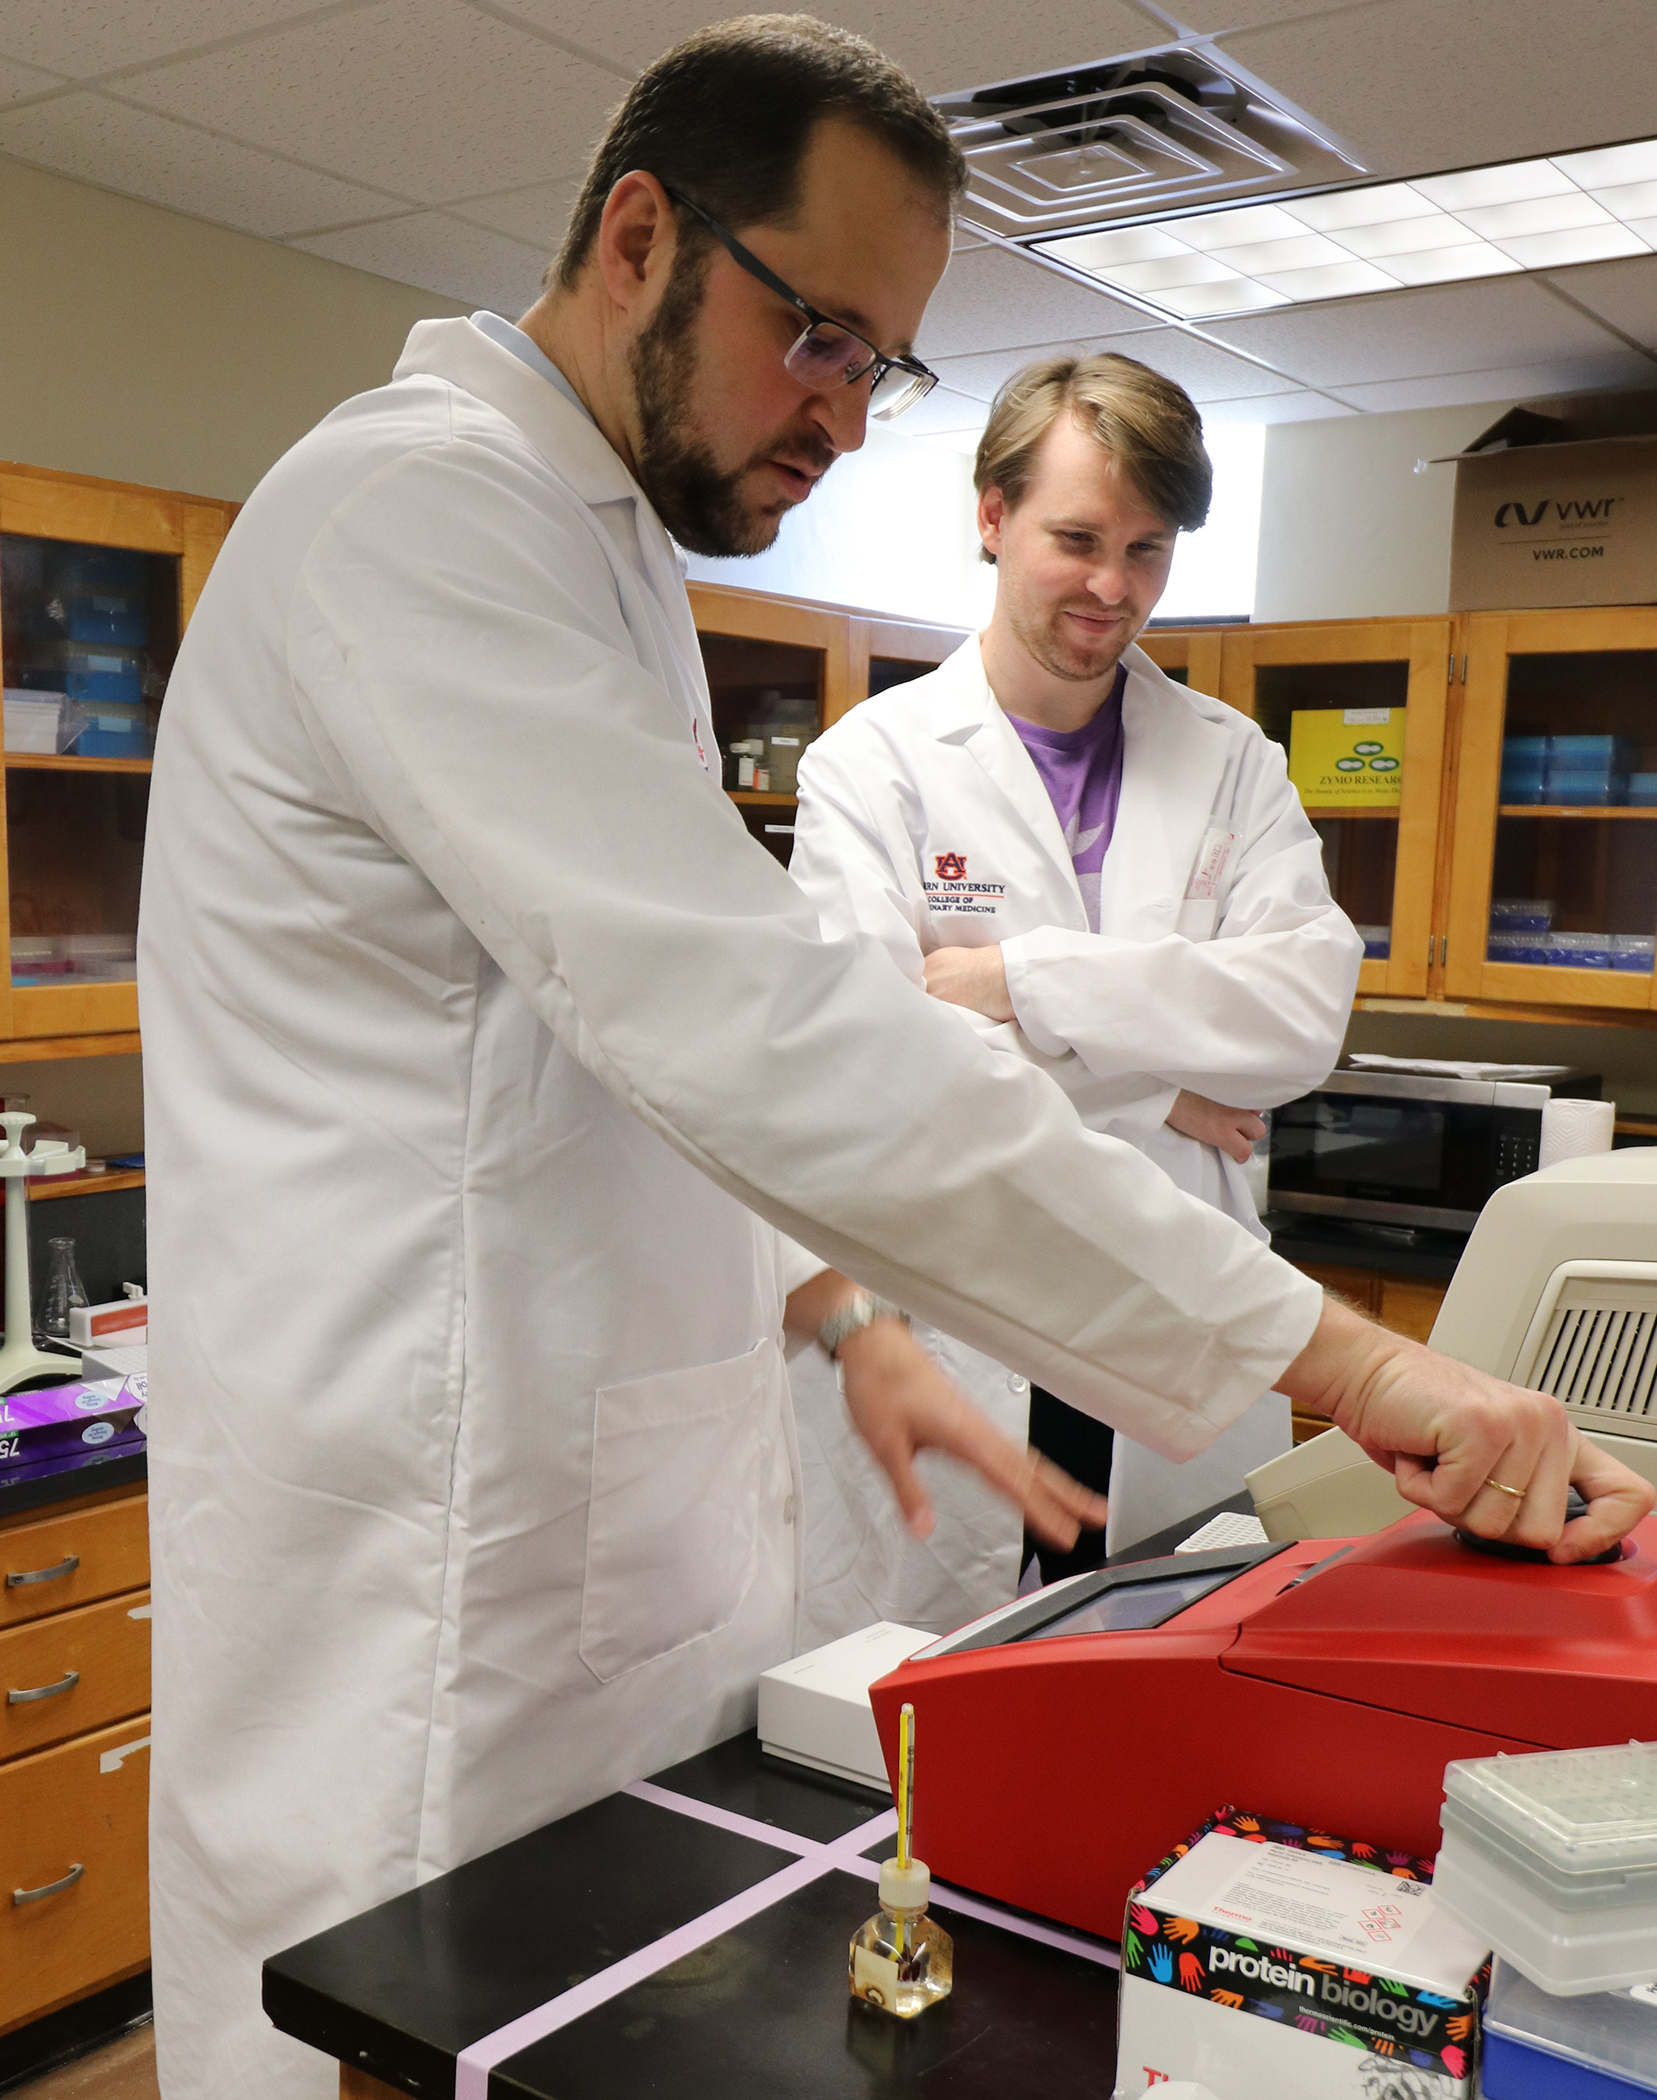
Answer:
[1433,1742,1657,1995]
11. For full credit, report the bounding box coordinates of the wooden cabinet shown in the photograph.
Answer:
[1444,606,1657,1013]
[0,1486,150,2036]
[689,581,967,864]
[1137,626,1224,699]
[1219,620,1454,1001]
[0,461,234,1060]
[1156,606,1657,1032]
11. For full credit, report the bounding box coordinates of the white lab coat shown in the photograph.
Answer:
[138,318,1322,2100]
[790,637,1362,1581]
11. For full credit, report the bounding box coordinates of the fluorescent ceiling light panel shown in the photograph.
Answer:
[1554,139,1657,187]
[1036,134,1657,319]
[1497,223,1649,268]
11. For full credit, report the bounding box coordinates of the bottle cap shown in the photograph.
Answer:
[879,1855,930,1913]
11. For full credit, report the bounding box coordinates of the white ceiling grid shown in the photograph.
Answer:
[0,0,1651,443]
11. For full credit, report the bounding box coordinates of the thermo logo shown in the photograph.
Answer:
[1494,497,1619,527]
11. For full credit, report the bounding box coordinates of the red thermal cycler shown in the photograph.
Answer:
[869,1509,1657,1938]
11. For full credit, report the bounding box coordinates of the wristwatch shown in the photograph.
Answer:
[817,1288,910,1360]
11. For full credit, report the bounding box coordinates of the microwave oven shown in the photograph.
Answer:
[1268,1064,1602,1232]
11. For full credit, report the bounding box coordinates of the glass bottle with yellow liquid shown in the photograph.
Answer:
[849,1702,953,2017]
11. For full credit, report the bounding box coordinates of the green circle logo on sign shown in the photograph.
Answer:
[1353,740,1384,756]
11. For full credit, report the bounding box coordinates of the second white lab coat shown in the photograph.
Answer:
[790,637,1361,1580]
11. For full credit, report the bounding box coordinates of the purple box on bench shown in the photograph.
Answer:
[0,1374,146,1469]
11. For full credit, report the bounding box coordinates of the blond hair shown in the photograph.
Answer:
[973,353,1212,559]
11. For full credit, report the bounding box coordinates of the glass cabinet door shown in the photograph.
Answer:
[0,466,228,1043]
[1446,609,1657,1011]
[689,583,847,869]
[849,615,968,720]
[1222,622,1452,999]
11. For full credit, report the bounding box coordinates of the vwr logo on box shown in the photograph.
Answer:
[1494,498,1620,526]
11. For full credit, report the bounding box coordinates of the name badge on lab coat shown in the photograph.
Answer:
[1176,828,1237,940]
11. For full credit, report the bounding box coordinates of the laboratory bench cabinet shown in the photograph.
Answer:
[0,1477,151,2041]
[0,461,234,1063]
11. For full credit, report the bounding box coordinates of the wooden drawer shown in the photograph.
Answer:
[0,1493,148,1630]
[0,1590,149,1762]
[0,1715,150,2031]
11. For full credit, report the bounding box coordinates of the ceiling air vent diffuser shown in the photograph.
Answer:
[938,51,1362,244]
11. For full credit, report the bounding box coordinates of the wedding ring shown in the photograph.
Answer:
[1484,1477,1526,1499]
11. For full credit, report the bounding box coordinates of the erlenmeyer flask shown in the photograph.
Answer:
[37,1236,88,1342]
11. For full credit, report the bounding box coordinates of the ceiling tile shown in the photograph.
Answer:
[447,176,580,252]
[895,384,987,438]
[1218,0,1657,177]
[0,91,406,237]
[929,341,1093,405]
[1173,1,1362,23]
[121,0,623,202]
[291,210,549,315]
[1333,357,1657,414]
[1079,326,1304,401]
[916,245,1161,360]
[484,2,1172,95]
[1201,390,1356,425]
[1545,254,1657,350]
[0,54,64,103]
[1204,275,1635,387]
[0,1,353,80]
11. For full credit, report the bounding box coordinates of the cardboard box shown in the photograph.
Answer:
[0,1373,145,1469]
[1114,1806,1490,2100]
[1287,707,1405,808]
[758,1621,931,1789]
[1439,391,1657,612]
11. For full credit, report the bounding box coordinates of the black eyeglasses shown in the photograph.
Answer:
[661,186,938,422]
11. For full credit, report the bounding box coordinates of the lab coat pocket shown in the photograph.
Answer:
[579,1338,773,1684]
[1174,897,1219,941]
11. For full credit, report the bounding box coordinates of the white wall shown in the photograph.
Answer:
[683,421,994,629]
[0,153,465,501]
[1253,399,1518,623]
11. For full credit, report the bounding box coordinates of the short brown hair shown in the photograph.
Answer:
[552,15,964,290]
[974,353,1212,557]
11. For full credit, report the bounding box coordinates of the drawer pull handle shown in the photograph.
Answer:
[6,1554,80,1589]
[8,1669,79,1705]
[13,1862,83,1906]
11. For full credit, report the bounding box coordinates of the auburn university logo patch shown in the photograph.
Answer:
[934,852,967,880]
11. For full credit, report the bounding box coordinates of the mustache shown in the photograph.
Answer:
[750,426,837,479]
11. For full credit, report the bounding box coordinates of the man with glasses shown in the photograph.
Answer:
[139,16,1653,2100]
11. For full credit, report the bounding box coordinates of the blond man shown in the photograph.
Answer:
[791,354,1364,1582]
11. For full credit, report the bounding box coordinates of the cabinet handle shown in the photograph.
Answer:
[8,1668,79,1705]
[13,1862,83,1906]
[6,1554,80,1589]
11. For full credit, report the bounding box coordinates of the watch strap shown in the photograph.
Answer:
[816,1289,909,1359]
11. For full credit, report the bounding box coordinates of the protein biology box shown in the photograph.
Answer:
[1113,1807,1491,2100]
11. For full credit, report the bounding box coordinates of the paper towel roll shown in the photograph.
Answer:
[1540,1095,1617,1169]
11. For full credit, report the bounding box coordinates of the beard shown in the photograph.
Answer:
[1004,577,1133,686]
[630,252,833,559]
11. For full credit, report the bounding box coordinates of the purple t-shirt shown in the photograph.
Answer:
[1006,665,1127,932]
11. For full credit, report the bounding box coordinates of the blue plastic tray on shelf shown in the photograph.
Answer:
[59,593,147,647]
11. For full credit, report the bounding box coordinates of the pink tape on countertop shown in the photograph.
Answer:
[452,1780,1116,2100]
[451,1793,895,2100]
